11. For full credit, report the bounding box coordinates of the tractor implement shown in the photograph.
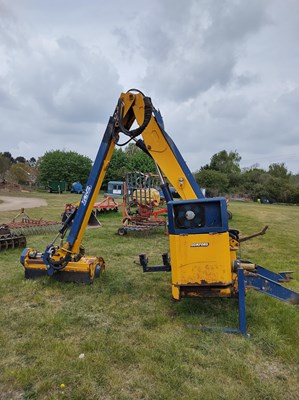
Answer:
[117,174,167,235]
[94,196,119,213]
[8,208,62,235]
[20,89,298,335]
[20,247,105,283]
[0,224,26,251]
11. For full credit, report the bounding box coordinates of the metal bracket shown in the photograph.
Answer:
[139,253,171,272]
[244,271,299,305]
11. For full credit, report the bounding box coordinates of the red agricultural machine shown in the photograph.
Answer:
[117,172,167,235]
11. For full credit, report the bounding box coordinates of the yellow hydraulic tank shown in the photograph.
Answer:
[169,232,233,300]
[166,197,233,300]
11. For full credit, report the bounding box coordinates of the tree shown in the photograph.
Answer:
[9,163,37,185]
[104,148,129,185]
[104,145,157,187]
[228,172,244,192]
[241,167,270,200]
[126,146,156,173]
[194,149,299,203]
[195,150,241,196]
[268,163,291,180]
[15,156,26,164]
[210,150,241,174]
[195,169,229,196]
[38,150,92,185]
[125,143,139,158]
[0,155,10,180]
[1,152,14,164]
[265,176,297,203]
[28,157,37,167]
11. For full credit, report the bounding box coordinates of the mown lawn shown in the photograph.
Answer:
[0,192,298,400]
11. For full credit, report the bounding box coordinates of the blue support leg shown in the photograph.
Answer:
[237,268,247,336]
[200,269,248,336]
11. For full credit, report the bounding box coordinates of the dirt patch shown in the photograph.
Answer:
[0,181,22,192]
[0,196,47,211]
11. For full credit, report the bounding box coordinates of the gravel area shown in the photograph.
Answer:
[0,196,47,211]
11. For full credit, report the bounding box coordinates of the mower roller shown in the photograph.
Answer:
[0,224,26,251]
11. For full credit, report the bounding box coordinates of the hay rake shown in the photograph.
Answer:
[7,208,62,236]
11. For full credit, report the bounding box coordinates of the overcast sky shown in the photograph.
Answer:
[1,0,299,173]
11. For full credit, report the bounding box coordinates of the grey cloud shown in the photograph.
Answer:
[0,1,26,49]
[0,0,298,175]
[0,84,17,109]
[158,83,299,173]
[11,36,121,123]
[278,88,299,111]
[208,96,253,121]
[118,0,270,101]
[234,73,259,87]
[143,48,236,101]
[204,0,269,46]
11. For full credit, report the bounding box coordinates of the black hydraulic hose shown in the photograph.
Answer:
[116,137,134,147]
[43,244,72,273]
[135,138,152,157]
[59,208,77,237]
[117,96,153,138]
[50,252,72,271]
[43,209,77,273]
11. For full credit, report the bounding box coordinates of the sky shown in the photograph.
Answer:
[1,0,299,174]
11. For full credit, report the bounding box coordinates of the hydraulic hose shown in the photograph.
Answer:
[43,244,72,275]
[117,95,153,138]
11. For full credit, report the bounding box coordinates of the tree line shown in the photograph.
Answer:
[0,152,38,186]
[194,150,299,203]
[1,148,298,203]
[0,144,156,189]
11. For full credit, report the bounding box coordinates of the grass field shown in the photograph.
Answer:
[0,191,298,400]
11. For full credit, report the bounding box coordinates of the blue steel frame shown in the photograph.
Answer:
[65,117,115,246]
[221,268,247,335]
[167,198,229,235]
[201,269,248,336]
[244,273,299,304]
[153,109,204,199]
[202,263,299,336]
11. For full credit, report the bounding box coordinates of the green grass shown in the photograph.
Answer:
[0,193,299,399]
